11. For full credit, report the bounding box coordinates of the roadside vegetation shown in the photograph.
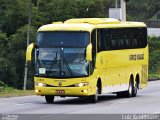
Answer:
[0,81,34,97]
[148,36,160,80]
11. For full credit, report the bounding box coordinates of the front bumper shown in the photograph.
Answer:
[35,86,93,96]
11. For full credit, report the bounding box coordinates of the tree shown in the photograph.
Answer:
[0,32,19,87]
[11,25,36,89]
[127,0,149,21]
[37,0,106,23]
[145,0,160,19]
[0,0,28,35]
[75,0,106,18]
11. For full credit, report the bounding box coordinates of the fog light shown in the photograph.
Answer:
[82,89,88,93]
[35,89,39,93]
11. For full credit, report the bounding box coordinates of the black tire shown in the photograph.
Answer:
[125,77,138,98]
[117,78,135,98]
[45,95,54,103]
[88,86,99,103]
[125,81,133,98]
[132,82,137,97]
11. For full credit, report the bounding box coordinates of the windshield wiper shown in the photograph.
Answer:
[63,58,74,76]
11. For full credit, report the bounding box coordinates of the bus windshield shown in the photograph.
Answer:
[35,31,90,78]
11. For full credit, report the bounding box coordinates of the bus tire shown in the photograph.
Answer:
[126,81,133,97]
[124,77,134,98]
[45,95,54,103]
[132,82,138,97]
[88,86,99,103]
[117,79,137,98]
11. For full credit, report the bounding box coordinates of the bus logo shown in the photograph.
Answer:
[58,82,62,86]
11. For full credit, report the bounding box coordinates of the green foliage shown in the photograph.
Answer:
[75,0,105,18]
[0,32,18,88]
[127,0,148,20]
[0,0,28,35]
[0,81,6,91]
[0,81,5,86]
[37,0,105,23]
[148,37,160,77]
[10,25,36,89]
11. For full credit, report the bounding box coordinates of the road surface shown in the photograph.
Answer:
[0,80,160,119]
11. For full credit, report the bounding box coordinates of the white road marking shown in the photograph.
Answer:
[40,115,57,119]
[13,103,33,106]
[110,101,129,106]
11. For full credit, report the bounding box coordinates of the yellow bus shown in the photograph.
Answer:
[26,18,148,103]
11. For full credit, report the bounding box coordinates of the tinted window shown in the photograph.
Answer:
[37,31,90,47]
[97,27,147,51]
[97,29,106,52]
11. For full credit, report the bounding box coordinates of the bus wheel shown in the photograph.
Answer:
[88,86,99,103]
[125,78,134,98]
[117,78,137,98]
[132,82,138,97]
[45,95,54,103]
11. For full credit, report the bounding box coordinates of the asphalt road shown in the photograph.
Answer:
[0,80,160,114]
[0,80,160,120]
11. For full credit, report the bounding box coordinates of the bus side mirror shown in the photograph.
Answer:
[86,43,92,61]
[26,43,35,61]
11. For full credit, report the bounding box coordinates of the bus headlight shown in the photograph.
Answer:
[35,82,46,87]
[75,82,89,87]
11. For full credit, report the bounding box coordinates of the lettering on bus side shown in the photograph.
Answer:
[137,54,144,60]
[129,54,136,61]
[129,54,144,61]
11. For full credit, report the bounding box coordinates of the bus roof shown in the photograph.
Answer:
[38,18,147,32]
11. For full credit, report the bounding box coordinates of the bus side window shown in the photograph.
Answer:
[136,28,147,48]
[111,39,115,49]
[105,30,111,50]
[132,28,139,48]
[97,29,105,52]
[120,39,124,49]
[125,29,130,49]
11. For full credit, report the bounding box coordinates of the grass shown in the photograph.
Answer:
[0,87,34,98]
[149,73,160,80]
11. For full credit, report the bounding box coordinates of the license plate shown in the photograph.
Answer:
[56,90,65,94]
